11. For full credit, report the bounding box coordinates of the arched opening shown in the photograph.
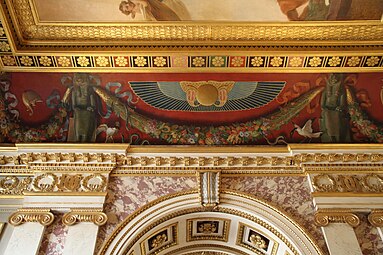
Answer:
[101,190,323,255]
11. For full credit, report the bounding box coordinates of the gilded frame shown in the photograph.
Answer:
[0,0,383,73]
[1,0,383,50]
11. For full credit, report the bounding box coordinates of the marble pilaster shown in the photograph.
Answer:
[63,223,98,255]
[4,222,45,255]
[321,224,362,255]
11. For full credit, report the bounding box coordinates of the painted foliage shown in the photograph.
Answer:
[0,72,382,145]
[34,0,383,22]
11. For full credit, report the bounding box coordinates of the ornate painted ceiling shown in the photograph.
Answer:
[0,0,382,145]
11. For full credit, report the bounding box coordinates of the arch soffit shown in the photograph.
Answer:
[101,190,323,255]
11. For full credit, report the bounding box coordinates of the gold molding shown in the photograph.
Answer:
[62,209,108,226]
[314,209,360,227]
[3,151,383,166]
[4,0,383,47]
[15,143,129,151]
[163,244,248,255]
[129,145,289,154]
[1,1,383,76]
[8,208,54,226]
[368,210,383,227]
[23,191,107,196]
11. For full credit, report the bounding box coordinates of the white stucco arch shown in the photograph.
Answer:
[100,190,323,255]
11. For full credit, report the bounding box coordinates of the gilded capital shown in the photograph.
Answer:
[62,209,108,226]
[314,209,360,227]
[368,210,383,227]
[9,208,54,226]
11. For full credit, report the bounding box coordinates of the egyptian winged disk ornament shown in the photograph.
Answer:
[129,80,285,111]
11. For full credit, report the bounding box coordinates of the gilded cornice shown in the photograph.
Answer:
[62,208,108,226]
[314,209,360,227]
[3,1,383,46]
[8,208,54,226]
[1,145,383,177]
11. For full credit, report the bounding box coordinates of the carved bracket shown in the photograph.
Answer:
[9,208,54,226]
[368,210,383,227]
[62,209,108,226]
[314,209,360,227]
[198,171,220,208]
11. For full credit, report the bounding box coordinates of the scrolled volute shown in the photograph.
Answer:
[368,210,383,227]
[9,209,54,226]
[62,209,108,226]
[314,209,360,227]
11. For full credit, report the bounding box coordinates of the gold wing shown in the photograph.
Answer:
[61,87,73,104]
[93,86,128,121]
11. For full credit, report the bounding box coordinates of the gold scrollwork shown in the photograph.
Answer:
[314,209,360,227]
[9,208,54,226]
[62,209,108,226]
[313,174,383,193]
[30,173,107,192]
[312,174,336,192]
[362,174,383,192]
[32,173,58,192]
[368,210,383,227]
[81,174,107,192]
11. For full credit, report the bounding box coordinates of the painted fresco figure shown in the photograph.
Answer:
[69,73,97,142]
[277,0,352,21]
[119,0,190,21]
[320,73,351,142]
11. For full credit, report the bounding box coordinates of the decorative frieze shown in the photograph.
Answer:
[312,174,383,193]
[62,209,108,226]
[8,208,54,226]
[314,209,360,227]
[32,173,108,193]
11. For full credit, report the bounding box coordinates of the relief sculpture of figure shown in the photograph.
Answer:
[320,73,351,142]
[63,73,98,142]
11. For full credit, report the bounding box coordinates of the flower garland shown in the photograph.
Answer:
[346,87,383,143]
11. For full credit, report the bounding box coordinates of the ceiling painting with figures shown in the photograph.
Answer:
[32,0,383,22]
[1,72,383,145]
